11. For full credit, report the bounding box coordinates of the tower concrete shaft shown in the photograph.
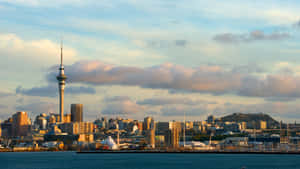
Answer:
[56,42,67,123]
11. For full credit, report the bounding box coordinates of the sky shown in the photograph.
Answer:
[1,0,300,122]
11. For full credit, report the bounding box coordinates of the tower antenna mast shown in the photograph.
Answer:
[60,37,63,66]
[57,37,67,123]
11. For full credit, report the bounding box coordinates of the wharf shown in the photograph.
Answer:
[76,150,300,154]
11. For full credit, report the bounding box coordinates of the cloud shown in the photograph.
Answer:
[294,20,300,28]
[231,64,265,74]
[102,96,144,115]
[16,85,96,97]
[213,30,290,43]
[0,0,100,7]
[157,99,300,120]
[238,75,300,98]
[160,105,206,117]
[175,40,188,47]
[217,101,300,119]
[66,85,96,95]
[137,97,216,106]
[15,102,57,114]
[0,33,77,67]
[146,39,188,48]
[16,98,24,104]
[264,9,300,25]
[45,60,300,100]
[0,91,14,97]
[46,61,240,94]
[104,96,131,102]
[264,97,295,102]
[16,86,57,97]
[0,104,8,109]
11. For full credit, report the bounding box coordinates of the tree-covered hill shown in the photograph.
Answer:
[220,113,280,129]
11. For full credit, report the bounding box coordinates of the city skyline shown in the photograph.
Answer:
[1,1,300,122]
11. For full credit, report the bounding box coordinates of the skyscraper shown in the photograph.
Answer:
[143,117,154,130]
[143,117,155,148]
[157,121,181,148]
[145,129,155,148]
[71,104,83,122]
[12,112,30,136]
[167,122,181,149]
[56,41,67,123]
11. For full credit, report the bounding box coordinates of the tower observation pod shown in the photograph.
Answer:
[56,41,67,123]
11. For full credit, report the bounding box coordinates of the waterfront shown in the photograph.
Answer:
[0,152,299,169]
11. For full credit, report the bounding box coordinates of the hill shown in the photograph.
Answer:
[220,113,280,128]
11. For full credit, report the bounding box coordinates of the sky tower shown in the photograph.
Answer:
[57,41,67,123]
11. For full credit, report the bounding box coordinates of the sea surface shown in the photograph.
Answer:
[0,152,299,169]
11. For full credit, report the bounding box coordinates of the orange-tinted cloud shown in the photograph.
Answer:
[46,60,300,100]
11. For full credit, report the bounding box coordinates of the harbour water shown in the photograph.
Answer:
[0,152,299,169]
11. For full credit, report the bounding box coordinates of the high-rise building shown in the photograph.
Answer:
[143,117,154,130]
[143,117,155,148]
[102,117,108,129]
[207,115,215,124]
[137,122,143,131]
[156,121,181,148]
[49,115,56,124]
[56,41,67,123]
[185,121,193,130]
[146,128,155,148]
[61,122,94,135]
[1,118,13,137]
[156,122,170,134]
[35,114,47,130]
[71,104,83,122]
[12,112,31,136]
[64,114,71,123]
[167,121,181,148]
[240,122,247,130]
[54,114,61,123]
[193,122,204,133]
